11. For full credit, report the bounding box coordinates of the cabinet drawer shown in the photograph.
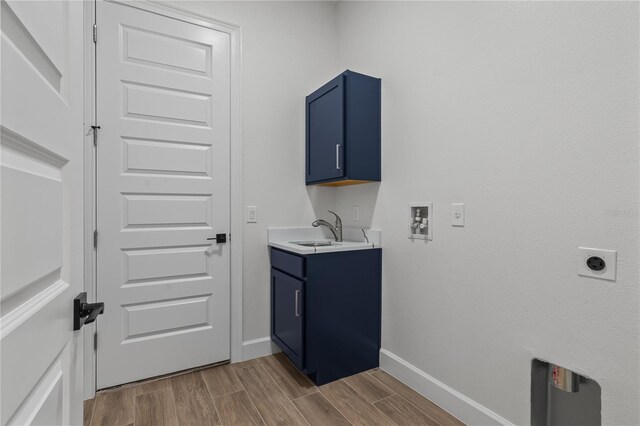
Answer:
[270,248,305,278]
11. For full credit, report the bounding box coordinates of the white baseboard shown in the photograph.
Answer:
[380,348,514,426]
[241,337,281,361]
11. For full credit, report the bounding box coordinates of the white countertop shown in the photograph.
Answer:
[267,227,381,255]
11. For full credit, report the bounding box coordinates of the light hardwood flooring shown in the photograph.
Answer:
[85,353,464,426]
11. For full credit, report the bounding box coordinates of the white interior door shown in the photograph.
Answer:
[96,1,231,389]
[0,0,84,424]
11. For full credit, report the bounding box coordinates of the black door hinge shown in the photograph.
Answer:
[91,125,101,146]
[93,230,98,249]
[93,24,97,43]
[94,332,98,350]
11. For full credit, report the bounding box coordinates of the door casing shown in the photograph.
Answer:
[82,0,243,399]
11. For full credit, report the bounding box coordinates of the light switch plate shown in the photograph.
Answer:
[577,247,616,281]
[452,203,465,226]
[246,206,257,223]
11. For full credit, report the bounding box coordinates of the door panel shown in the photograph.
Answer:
[306,75,345,183]
[96,1,231,388]
[0,0,84,424]
[122,25,211,75]
[124,295,210,340]
[123,138,211,176]
[123,81,212,126]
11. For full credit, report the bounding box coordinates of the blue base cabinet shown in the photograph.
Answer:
[306,70,381,187]
[270,247,382,385]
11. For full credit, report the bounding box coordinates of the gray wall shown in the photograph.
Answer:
[334,2,639,424]
[167,1,638,423]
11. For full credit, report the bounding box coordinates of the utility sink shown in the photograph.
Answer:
[290,240,339,247]
[269,227,380,255]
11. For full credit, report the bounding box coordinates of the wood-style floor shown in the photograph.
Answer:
[84,353,464,426]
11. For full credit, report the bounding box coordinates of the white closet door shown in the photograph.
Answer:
[96,1,231,388]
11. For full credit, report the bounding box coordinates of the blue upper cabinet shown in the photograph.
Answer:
[306,70,381,186]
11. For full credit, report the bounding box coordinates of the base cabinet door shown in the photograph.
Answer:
[271,268,304,368]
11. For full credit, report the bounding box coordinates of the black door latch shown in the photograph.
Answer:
[207,233,227,244]
[74,292,104,331]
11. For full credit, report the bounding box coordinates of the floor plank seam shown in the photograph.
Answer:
[370,372,447,425]
[369,391,398,405]
[339,379,400,426]
[289,401,311,425]
[210,397,223,426]
[243,389,268,426]
[199,370,227,402]
[386,392,443,426]
[289,390,320,402]
[246,395,267,426]
[229,360,269,426]
[229,365,261,422]
[376,393,443,426]
[340,377,368,399]
[253,360,313,425]
[261,355,318,400]
[199,374,223,426]
[255,357,300,400]
[316,388,356,426]
[343,372,396,404]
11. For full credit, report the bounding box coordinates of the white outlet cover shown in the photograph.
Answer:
[577,247,617,281]
[452,203,464,226]
[246,206,257,223]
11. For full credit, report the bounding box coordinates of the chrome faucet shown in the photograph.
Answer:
[312,210,343,242]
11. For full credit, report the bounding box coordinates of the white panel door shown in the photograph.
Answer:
[0,0,84,424]
[96,1,231,388]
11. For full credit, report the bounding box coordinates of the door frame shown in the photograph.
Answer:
[82,0,243,399]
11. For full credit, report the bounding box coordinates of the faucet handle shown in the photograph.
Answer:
[327,210,342,226]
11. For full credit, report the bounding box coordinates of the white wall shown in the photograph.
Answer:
[165,1,338,343]
[334,2,639,425]
[160,2,638,423]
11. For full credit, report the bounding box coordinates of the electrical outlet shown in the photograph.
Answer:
[246,206,257,223]
[452,203,465,227]
[577,247,616,281]
[353,206,360,221]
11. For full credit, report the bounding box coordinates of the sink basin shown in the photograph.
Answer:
[290,240,337,247]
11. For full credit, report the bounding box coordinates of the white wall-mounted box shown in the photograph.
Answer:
[409,202,432,241]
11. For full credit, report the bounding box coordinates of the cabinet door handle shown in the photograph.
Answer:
[336,144,341,170]
[294,289,301,317]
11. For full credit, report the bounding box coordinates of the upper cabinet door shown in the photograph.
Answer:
[306,75,345,183]
[306,70,381,186]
